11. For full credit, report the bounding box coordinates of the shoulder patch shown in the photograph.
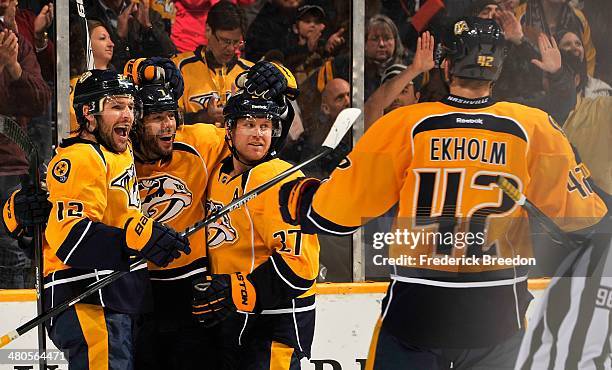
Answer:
[52,159,71,183]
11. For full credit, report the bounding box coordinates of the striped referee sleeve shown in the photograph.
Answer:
[516,239,612,370]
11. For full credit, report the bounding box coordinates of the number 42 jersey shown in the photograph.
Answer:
[303,95,608,348]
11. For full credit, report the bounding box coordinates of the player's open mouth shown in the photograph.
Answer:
[114,126,129,137]
[159,135,173,142]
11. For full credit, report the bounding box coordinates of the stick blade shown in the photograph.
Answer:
[0,115,36,157]
[321,108,361,149]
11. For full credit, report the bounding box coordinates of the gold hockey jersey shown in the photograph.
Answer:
[207,157,320,311]
[44,137,150,313]
[172,46,253,114]
[136,124,227,277]
[135,124,227,318]
[300,95,608,347]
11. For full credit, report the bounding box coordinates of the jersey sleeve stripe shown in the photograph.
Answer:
[305,205,358,235]
[62,220,92,263]
[269,253,312,291]
[55,219,130,271]
[248,252,316,311]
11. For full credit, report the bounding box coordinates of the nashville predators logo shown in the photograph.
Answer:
[139,175,193,223]
[454,20,469,35]
[110,164,140,209]
[189,91,231,109]
[52,159,71,183]
[205,199,238,248]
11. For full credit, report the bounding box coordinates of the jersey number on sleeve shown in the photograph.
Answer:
[56,201,84,221]
[273,230,303,256]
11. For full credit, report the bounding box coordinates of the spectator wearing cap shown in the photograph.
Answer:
[557,29,611,97]
[515,0,597,76]
[470,0,499,18]
[281,5,345,83]
[364,32,433,130]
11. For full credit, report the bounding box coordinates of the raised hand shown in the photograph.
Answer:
[325,27,345,54]
[531,33,561,74]
[117,1,137,39]
[411,31,435,74]
[495,10,523,45]
[34,3,54,35]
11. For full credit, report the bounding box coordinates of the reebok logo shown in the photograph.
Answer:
[251,105,267,109]
[456,117,483,124]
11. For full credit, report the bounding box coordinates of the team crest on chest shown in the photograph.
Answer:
[205,199,238,248]
[110,164,140,209]
[189,91,231,109]
[139,174,193,223]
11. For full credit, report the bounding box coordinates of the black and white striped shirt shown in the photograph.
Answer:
[517,236,612,370]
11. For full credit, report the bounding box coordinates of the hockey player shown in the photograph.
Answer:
[3,58,300,369]
[191,91,320,369]
[278,18,608,369]
[129,75,228,370]
[40,70,189,369]
[172,1,253,125]
[125,57,299,369]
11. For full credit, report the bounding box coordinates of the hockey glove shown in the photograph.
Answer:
[236,61,299,101]
[192,272,257,327]
[279,177,321,225]
[125,216,191,268]
[124,57,184,100]
[2,188,51,237]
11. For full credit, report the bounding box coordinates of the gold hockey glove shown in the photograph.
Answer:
[125,216,191,267]
[279,177,322,225]
[192,272,257,327]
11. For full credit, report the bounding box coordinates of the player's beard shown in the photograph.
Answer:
[96,120,131,153]
[139,129,174,162]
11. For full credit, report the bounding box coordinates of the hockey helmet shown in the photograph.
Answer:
[442,17,507,81]
[73,69,139,126]
[223,92,290,162]
[136,83,181,121]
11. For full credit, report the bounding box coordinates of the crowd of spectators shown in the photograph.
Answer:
[1,0,610,286]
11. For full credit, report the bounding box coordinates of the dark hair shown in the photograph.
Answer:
[69,16,87,77]
[207,1,247,35]
[560,49,588,94]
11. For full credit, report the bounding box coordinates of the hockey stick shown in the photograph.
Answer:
[496,177,581,249]
[74,0,94,69]
[182,107,361,237]
[0,107,361,348]
[0,116,47,368]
